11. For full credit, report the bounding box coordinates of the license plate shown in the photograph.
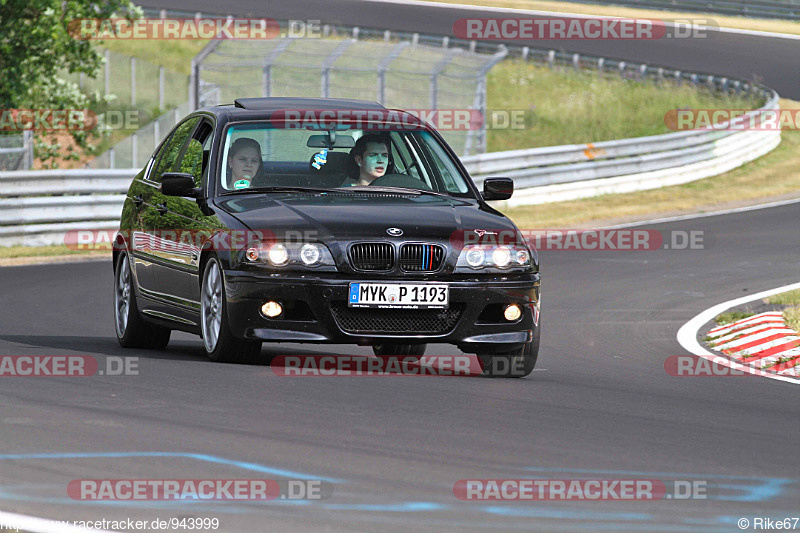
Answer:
[348,283,449,309]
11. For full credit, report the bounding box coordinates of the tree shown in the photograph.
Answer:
[0,0,138,166]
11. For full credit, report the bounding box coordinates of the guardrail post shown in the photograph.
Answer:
[572,53,580,70]
[547,50,554,68]
[469,40,476,53]
[412,33,419,47]
[521,46,529,60]
[352,27,359,40]
[384,30,390,42]
[442,36,449,48]
[597,57,604,71]
[674,70,682,85]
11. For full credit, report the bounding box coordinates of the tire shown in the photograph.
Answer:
[114,252,171,349]
[478,325,540,378]
[372,343,427,358]
[201,256,262,363]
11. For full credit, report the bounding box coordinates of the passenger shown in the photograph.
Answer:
[227,138,262,189]
[346,134,391,186]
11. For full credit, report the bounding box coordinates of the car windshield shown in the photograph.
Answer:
[218,123,473,197]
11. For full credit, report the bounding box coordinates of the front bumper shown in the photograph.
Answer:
[223,270,540,351]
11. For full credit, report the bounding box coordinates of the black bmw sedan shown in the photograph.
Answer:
[113,97,540,377]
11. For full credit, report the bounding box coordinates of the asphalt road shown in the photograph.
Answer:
[0,201,798,531]
[135,0,800,99]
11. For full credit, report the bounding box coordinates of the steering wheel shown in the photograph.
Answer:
[369,173,433,191]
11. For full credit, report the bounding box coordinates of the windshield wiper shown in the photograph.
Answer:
[346,186,449,197]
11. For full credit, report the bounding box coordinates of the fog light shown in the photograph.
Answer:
[262,301,283,318]
[504,304,522,321]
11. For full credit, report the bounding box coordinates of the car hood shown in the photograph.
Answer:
[216,193,518,242]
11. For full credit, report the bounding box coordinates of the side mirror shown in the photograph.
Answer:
[482,177,514,201]
[162,172,198,197]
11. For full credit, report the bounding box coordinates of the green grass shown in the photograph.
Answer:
[0,245,105,260]
[99,40,209,75]
[486,59,760,151]
[714,311,754,326]
[765,289,800,306]
[785,306,800,332]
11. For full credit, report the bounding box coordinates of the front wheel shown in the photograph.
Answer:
[201,256,262,363]
[478,326,540,378]
[114,252,171,349]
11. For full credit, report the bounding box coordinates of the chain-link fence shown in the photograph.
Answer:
[89,102,192,169]
[61,50,189,116]
[0,132,34,171]
[192,34,507,155]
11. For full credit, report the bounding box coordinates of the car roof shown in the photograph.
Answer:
[197,97,393,123]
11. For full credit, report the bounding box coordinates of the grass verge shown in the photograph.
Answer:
[418,0,800,36]
[502,99,800,228]
[487,59,758,150]
[785,306,800,332]
[764,289,800,306]
[0,245,105,260]
[714,311,754,326]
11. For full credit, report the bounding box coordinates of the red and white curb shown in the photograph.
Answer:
[677,282,800,385]
[706,312,800,376]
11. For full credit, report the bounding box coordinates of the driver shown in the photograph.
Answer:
[348,134,391,186]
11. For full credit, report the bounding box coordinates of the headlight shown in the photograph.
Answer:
[243,242,336,271]
[267,244,289,266]
[300,243,321,265]
[456,244,532,272]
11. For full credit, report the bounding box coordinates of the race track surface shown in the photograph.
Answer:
[136,0,800,99]
[1,202,798,531]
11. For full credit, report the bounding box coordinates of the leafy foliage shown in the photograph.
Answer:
[0,0,139,164]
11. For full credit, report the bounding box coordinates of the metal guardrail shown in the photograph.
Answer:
[1,13,783,246]
[0,88,780,246]
[464,90,780,188]
[562,0,800,21]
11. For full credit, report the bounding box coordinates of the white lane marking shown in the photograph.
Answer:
[676,282,800,384]
[363,0,800,40]
[0,510,116,533]
[604,197,800,229]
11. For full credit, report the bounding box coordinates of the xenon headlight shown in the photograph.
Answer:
[455,244,532,272]
[243,242,336,271]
